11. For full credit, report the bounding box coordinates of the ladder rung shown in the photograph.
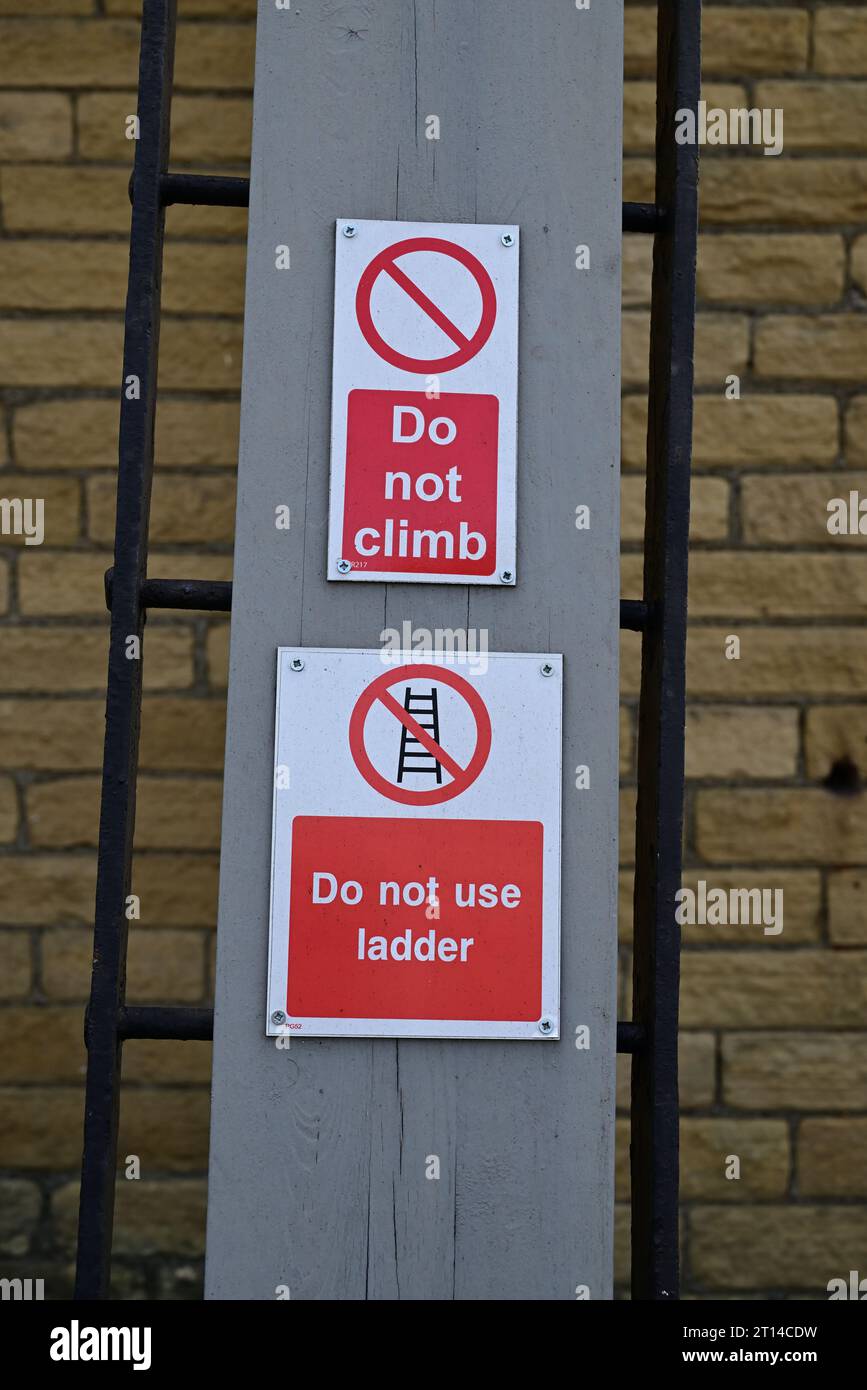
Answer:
[157,172,250,207]
[104,569,232,613]
[117,1005,214,1042]
[616,1022,645,1054]
[104,570,648,630]
[622,202,664,234]
[620,599,650,632]
[136,174,656,230]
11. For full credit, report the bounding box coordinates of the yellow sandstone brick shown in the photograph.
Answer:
[691,1205,867,1291]
[681,950,867,1027]
[619,705,634,779]
[0,1007,85,1082]
[13,398,240,470]
[122,1037,213,1085]
[625,8,809,78]
[806,705,867,781]
[671,1119,787,1201]
[18,552,114,616]
[0,1090,85,1168]
[0,932,31,998]
[724,1033,867,1110]
[698,234,844,306]
[685,706,799,779]
[814,9,867,76]
[696,788,867,863]
[116,1089,211,1173]
[42,925,205,1002]
[0,241,245,317]
[0,699,106,770]
[851,235,867,298]
[625,392,833,473]
[0,626,193,692]
[623,83,746,153]
[0,776,17,842]
[0,18,138,85]
[131,853,219,927]
[0,854,94,925]
[206,623,230,688]
[618,868,820,945]
[1,165,247,238]
[0,19,254,91]
[681,627,867,699]
[88,473,236,545]
[18,551,230,617]
[621,475,728,542]
[107,0,256,14]
[846,396,867,466]
[685,552,867,618]
[700,158,867,226]
[800,1119,867,1197]
[621,236,653,309]
[1,320,122,388]
[828,870,867,946]
[622,312,748,388]
[0,93,72,160]
[54,1179,208,1256]
[756,81,867,152]
[757,315,867,383]
[742,471,867,545]
[622,159,655,205]
[78,92,253,165]
[139,698,227,772]
[617,1033,717,1112]
[0,476,80,543]
[27,775,223,850]
[159,319,244,391]
[0,0,93,11]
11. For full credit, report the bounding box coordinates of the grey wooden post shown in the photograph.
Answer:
[205,0,623,1301]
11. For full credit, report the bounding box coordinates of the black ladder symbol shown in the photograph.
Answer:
[396,687,443,784]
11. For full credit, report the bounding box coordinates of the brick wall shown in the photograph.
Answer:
[0,1,865,1299]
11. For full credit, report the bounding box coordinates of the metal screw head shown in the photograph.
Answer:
[343,224,357,238]
[501,232,515,247]
[500,569,514,583]
[540,662,555,677]
[336,558,351,574]
[290,657,304,672]
[271,1010,287,1025]
[538,1018,554,1035]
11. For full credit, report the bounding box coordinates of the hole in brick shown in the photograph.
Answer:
[823,756,862,796]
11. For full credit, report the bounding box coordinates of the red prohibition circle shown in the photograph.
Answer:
[355,237,497,374]
[349,662,492,806]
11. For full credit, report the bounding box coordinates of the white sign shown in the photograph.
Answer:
[327,219,519,585]
[267,648,562,1039]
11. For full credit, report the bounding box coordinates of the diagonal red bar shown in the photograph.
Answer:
[378,688,465,782]
[383,258,471,350]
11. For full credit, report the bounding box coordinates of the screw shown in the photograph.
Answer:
[290,657,304,672]
[501,232,515,247]
[500,570,514,583]
[540,662,555,677]
[538,1018,554,1035]
[343,224,357,238]
[271,1010,287,1025]
[336,558,351,574]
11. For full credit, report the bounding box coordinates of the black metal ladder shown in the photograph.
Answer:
[75,0,699,1301]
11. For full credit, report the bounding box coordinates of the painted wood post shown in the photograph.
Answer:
[205,0,623,1301]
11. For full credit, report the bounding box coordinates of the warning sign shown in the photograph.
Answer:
[328,220,518,585]
[267,648,561,1039]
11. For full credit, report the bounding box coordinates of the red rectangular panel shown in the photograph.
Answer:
[287,815,543,1020]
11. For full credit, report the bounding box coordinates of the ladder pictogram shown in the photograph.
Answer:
[396,687,443,783]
